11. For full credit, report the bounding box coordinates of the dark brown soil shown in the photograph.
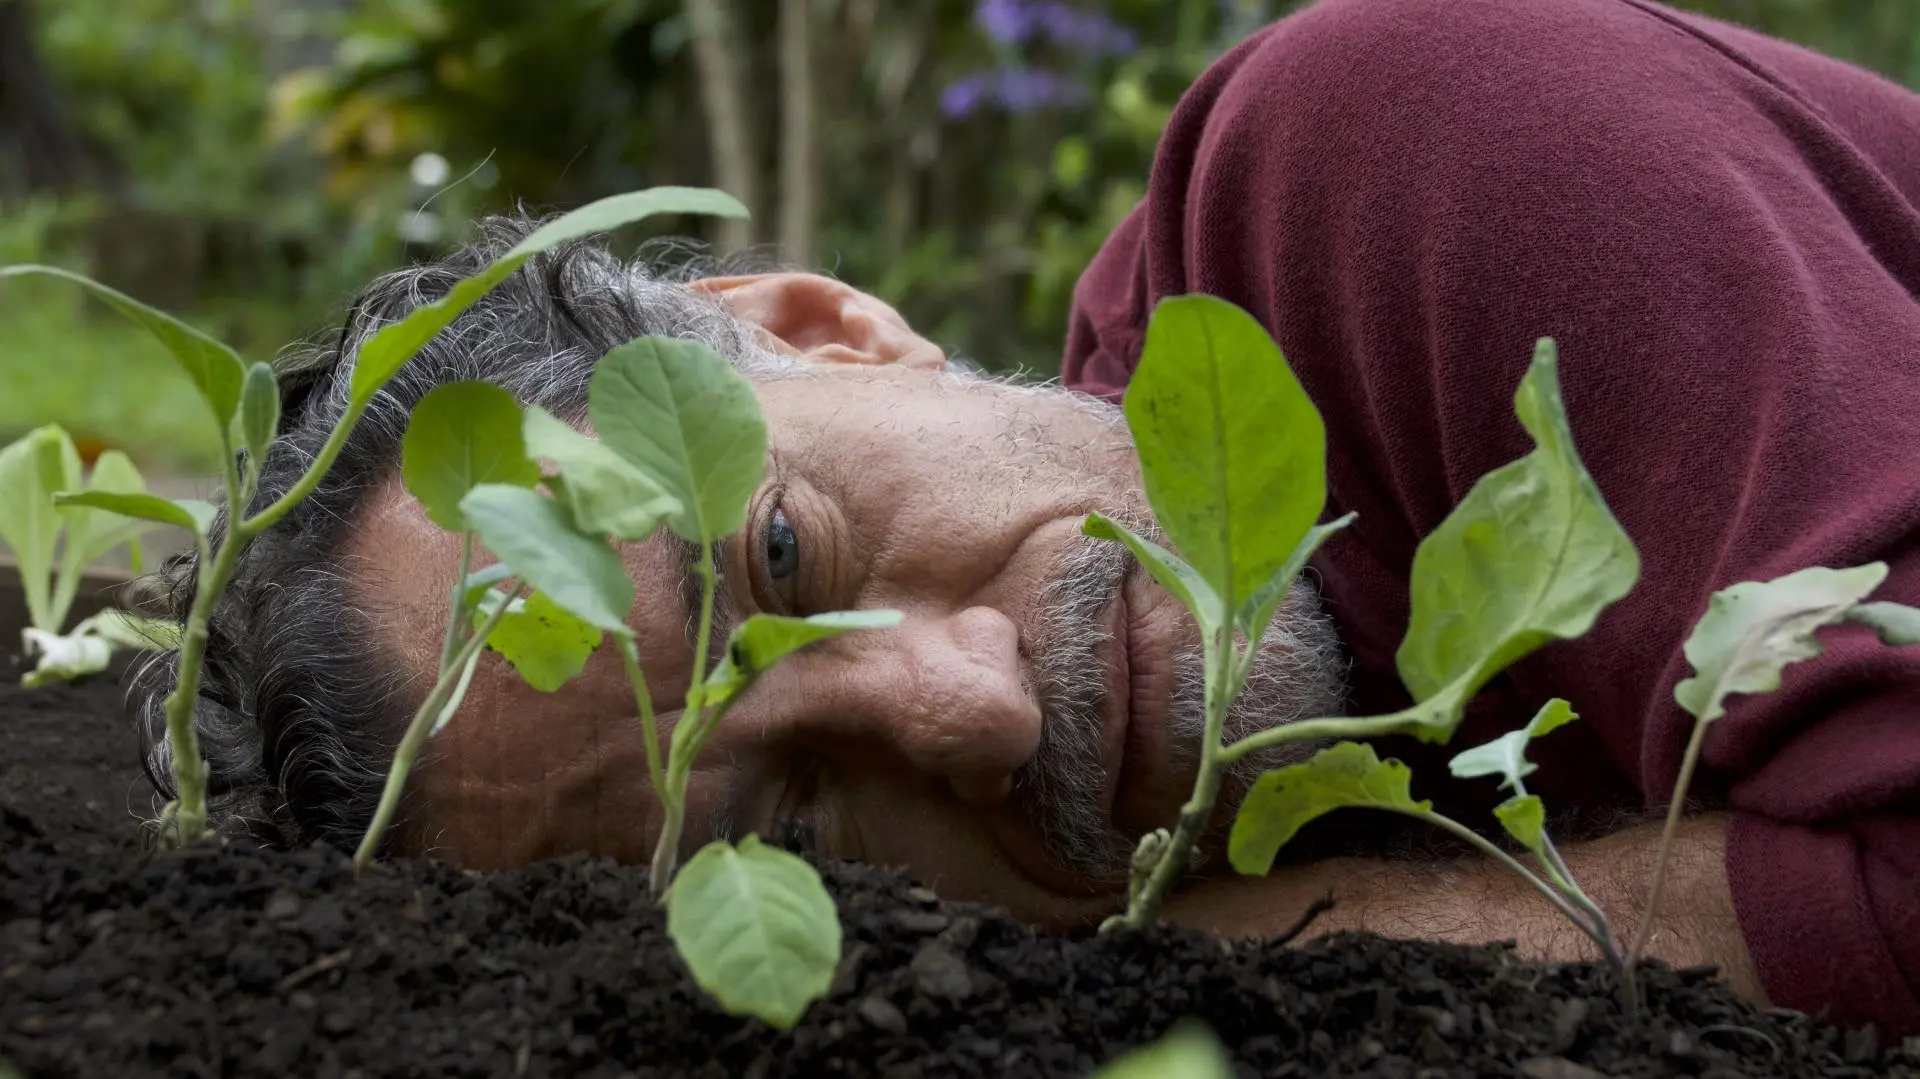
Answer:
[2,671,1915,1078]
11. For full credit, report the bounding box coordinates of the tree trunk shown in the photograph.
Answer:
[0,0,108,201]
[684,0,758,255]
[777,0,817,265]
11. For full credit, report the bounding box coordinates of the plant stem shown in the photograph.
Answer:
[1120,628,1233,928]
[440,534,473,672]
[159,531,231,846]
[353,584,519,872]
[243,400,366,534]
[621,637,667,800]
[1626,713,1710,968]
[651,755,690,896]
[158,444,248,846]
[1219,709,1429,766]
[650,542,721,896]
[1411,809,1617,962]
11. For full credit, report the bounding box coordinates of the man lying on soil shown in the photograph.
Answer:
[129,0,1918,1035]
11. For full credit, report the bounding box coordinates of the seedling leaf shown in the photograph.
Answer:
[0,426,78,631]
[1845,600,1920,647]
[60,451,155,573]
[1674,563,1888,724]
[704,610,904,708]
[239,362,281,464]
[1236,513,1357,643]
[1492,793,1548,859]
[73,609,181,651]
[1088,1020,1234,1079]
[1082,513,1222,629]
[665,835,841,1030]
[1229,742,1430,875]
[0,266,247,425]
[1124,295,1325,610]
[402,381,540,531]
[1394,340,1639,740]
[348,187,748,409]
[54,491,215,536]
[1447,697,1577,791]
[589,337,766,543]
[523,405,682,539]
[479,591,604,692]
[460,484,634,632]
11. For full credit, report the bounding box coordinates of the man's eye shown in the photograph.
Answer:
[765,507,799,580]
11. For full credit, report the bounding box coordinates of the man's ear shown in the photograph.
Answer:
[690,273,946,370]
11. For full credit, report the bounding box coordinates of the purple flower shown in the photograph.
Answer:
[975,0,1037,45]
[940,73,995,119]
[941,66,1090,118]
[971,0,1137,57]
[1033,3,1136,57]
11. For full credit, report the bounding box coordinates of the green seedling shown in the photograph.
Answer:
[348,379,549,871]
[5,186,751,845]
[1229,701,1625,974]
[1085,295,1640,931]
[1640,563,1920,969]
[404,336,896,1029]
[0,424,181,686]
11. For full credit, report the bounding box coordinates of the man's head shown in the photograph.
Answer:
[130,219,1347,928]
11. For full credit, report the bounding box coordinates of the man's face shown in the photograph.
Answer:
[347,363,1343,929]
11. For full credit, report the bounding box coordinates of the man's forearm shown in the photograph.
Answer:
[1164,812,1765,1002]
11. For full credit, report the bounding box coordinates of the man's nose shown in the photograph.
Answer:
[764,605,1043,807]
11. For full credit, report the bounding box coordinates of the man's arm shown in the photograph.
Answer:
[1164,813,1765,1002]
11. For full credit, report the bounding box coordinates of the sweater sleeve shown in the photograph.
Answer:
[1065,0,1920,1033]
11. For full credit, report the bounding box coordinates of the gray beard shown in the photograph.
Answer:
[1014,524,1349,883]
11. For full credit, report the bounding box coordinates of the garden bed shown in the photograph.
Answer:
[2,669,1914,1078]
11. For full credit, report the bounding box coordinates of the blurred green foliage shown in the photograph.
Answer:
[3,0,1917,471]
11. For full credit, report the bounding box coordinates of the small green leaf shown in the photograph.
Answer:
[239,362,281,464]
[1674,563,1888,724]
[402,381,540,532]
[1492,793,1547,859]
[460,484,634,632]
[703,610,904,709]
[479,591,605,692]
[349,188,747,409]
[1229,742,1431,876]
[1,266,247,425]
[1394,340,1640,740]
[54,491,215,536]
[1088,1020,1235,1079]
[590,337,767,543]
[666,835,842,1030]
[60,451,155,572]
[1845,600,1920,647]
[71,609,181,652]
[1124,295,1326,611]
[1082,512,1222,629]
[1447,697,1577,791]
[0,426,79,631]
[461,563,514,607]
[523,405,682,539]
[1236,513,1357,643]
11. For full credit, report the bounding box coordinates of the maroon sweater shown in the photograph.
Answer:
[1064,0,1920,1034]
